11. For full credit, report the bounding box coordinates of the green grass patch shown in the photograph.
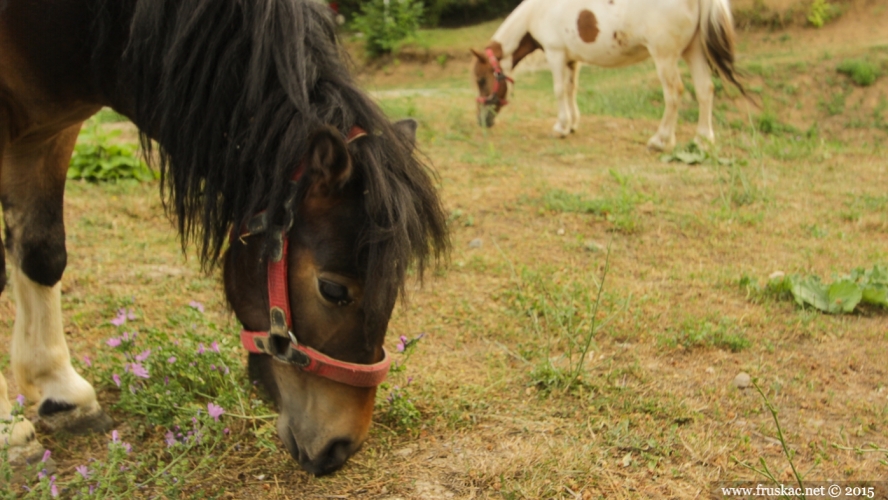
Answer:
[534,171,647,233]
[836,59,880,87]
[657,316,751,352]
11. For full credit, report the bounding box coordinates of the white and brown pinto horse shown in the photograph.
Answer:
[472,0,743,150]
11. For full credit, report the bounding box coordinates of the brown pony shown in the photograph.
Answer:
[0,0,447,476]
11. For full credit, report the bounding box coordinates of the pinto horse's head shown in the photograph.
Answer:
[471,48,512,128]
[222,119,445,475]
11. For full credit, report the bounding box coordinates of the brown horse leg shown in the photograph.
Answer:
[2,122,113,436]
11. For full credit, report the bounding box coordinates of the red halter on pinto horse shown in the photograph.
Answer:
[0,0,447,476]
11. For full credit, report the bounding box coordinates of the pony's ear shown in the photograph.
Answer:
[306,126,352,196]
[394,119,418,149]
[470,48,487,64]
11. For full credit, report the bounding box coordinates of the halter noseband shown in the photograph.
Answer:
[476,48,514,108]
[236,126,392,388]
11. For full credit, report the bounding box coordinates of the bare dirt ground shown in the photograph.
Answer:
[3,1,888,499]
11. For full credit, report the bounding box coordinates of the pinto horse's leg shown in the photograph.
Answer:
[682,33,715,145]
[647,54,683,152]
[2,123,112,436]
[566,61,582,133]
[546,49,572,137]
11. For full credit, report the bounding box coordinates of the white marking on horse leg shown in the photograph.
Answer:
[648,54,683,151]
[9,265,100,423]
[546,50,572,137]
[683,35,715,144]
[0,370,38,450]
[567,62,582,132]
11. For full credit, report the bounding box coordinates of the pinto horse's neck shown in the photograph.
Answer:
[486,0,541,72]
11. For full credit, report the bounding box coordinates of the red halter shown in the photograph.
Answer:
[476,48,514,107]
[237,126,392,388]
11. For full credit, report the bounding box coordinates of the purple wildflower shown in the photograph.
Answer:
[126,308,136,320]
[207,402,224,422]
[165,431,176,447]
[75,465,90,479]
[123,442,132,454]
[189,301,205,313]
[121,332,130,342]
[396,335,408,352]
[197,343,205,355]
[135,349,151,362]
[106,337,121,348]
[110,309,127,326]
[37,470,46,480]
[112,373,121,387]
[211,341,220,353]
[83,355,92,367]
[223,428,230,435]
[50,477,58,498]
[130,363,150,379]
[15,394,25,407]
[42,450,51,463]
[111,430,119,443]
[167,356,176,363]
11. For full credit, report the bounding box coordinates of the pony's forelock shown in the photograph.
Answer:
[105,0,447,336]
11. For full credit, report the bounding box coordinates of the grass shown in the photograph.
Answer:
[3,9,888,499]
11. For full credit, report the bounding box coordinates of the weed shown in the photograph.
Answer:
[378,333,425,433]
[767,266,888,314]
[733,379,815,496]
[1,303,274,498]
[836,59,880,87]
[69,124,156,183]
[503,245,626,394]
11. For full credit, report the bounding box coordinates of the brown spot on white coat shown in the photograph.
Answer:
[577,9,599,44]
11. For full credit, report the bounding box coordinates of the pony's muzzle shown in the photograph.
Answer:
[477,106,497,128]
[280,427,358,476]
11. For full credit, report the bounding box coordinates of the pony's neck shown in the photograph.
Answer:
[487,0,540,71]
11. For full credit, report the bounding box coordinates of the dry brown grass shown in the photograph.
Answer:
[3,3,888,499]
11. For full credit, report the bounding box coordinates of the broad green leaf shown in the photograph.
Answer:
[827,280,862,313]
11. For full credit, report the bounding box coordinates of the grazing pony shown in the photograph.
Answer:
[471,0,744,150]
[0,0,447,476]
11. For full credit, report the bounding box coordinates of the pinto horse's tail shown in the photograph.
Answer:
[699,0,746,96]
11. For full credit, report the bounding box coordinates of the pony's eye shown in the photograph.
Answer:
[319,279,351,305]
[477,78,486,87]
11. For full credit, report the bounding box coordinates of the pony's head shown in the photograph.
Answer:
[471,48,512,128]
[116,0,447,475]
[223,120,435,475]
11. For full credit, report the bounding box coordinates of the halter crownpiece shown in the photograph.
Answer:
[237,125,392,388]
[476,47,514,107]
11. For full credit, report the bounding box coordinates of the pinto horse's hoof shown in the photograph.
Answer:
[36,401,114,435]
[3,438,57,485]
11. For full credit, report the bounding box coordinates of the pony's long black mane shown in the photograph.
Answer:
[94,0,447,333]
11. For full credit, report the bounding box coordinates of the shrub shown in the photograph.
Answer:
[836,59,880,87]
[352,0,424,57]
[807,0,841,28]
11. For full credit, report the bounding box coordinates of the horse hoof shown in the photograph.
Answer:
[3,439,57,485]
[646,136,671,152]
[37,402,114,435]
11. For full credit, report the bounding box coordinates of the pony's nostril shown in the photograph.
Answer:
[299,438,354,476]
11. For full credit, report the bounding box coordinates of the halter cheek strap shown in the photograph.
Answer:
[476,47,514,107]
[237,126,392,388]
